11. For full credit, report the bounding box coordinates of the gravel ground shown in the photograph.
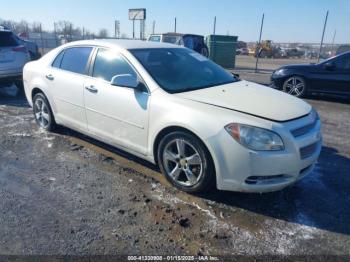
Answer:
[0,84,349,256]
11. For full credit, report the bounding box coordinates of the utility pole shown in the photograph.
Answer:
[213,16,216,35]
[174,17,177,33]
[53,22,59,47]
[318,10,329,62]
[82,27,85,40]
[115,20,120,38]
[132,19,135,39]
[255,13,265,73]
[152,20,156,34]
[114,20,117,38]
[140,20,145,40]
[331,29,336,55]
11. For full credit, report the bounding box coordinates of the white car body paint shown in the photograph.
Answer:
[23,40,322,193]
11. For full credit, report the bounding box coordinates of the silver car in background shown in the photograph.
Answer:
[0,27,30,89]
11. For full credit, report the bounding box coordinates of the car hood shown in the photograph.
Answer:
[176,80,311,122]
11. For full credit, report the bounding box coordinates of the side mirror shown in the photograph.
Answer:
[111,74,145,92]
[324,62,334,71]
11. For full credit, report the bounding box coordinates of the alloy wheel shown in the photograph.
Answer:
[162,138,203,187]
[34,97,51,128]
[284,77,305,97]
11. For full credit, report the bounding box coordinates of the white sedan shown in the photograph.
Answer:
[23,40,322,193]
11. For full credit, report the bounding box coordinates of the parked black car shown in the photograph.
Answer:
[271,52,350,97]
[148,33,209,57]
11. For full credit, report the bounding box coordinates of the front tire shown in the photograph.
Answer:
[157,131,215,193]
[283,76,307,98]
[33,93,56,131]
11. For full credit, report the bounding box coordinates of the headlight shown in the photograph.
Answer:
[225,123,284,151]
[310,108,320,121]
[274,69,287,76]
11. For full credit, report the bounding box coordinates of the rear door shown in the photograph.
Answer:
[48,46,93,131]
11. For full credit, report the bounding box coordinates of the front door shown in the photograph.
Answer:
[310,54,350,95]
[84,48,150,155]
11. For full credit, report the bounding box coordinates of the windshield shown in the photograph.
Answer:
[130,48,238,93]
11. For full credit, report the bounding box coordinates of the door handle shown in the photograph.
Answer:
[46,74,54,81]
[85,85,98,93]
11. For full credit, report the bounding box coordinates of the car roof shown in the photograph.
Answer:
[64,39,182,50]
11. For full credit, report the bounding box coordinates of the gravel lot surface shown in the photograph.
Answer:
[0,83,349,256]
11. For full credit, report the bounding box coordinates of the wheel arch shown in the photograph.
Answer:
[31,87,44,100]
[152,126,216,178]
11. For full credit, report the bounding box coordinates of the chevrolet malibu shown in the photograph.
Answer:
[23,40,322,193]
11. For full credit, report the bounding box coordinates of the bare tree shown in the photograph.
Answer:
[31,22,42,33]
[98,28,109,38]
[17,20,30,33]
[4,20,30,33]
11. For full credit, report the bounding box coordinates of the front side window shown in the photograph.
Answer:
[334,55,350,70]
[130,48,238,93]
[60,47,92,75]
[92,48,137,82]
[183,37,194,49]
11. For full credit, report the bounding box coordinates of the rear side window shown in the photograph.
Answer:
[0,32,19,47]
[92,48,137,82]
[52,51,65,68]
[60,47,92,74]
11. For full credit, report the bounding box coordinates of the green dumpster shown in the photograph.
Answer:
[206,35,238,68]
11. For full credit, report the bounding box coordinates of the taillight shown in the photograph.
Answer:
[12,45,27,53]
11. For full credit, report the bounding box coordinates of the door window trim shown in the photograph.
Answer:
[50,45,94,76]
[88,47,150,94]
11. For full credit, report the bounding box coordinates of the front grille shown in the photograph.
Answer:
[291,120,317,137]
[300,142,319,159]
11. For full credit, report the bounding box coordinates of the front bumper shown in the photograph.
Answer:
[207,112,322,193]
[270,74,286,90]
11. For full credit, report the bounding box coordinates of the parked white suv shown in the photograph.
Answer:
[23,40,322,193]
[0,27,30,89]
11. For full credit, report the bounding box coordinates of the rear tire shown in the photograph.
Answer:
[32,93,56,131]
[157,131,215,193]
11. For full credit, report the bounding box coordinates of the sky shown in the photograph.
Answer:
[0,0,349,43]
